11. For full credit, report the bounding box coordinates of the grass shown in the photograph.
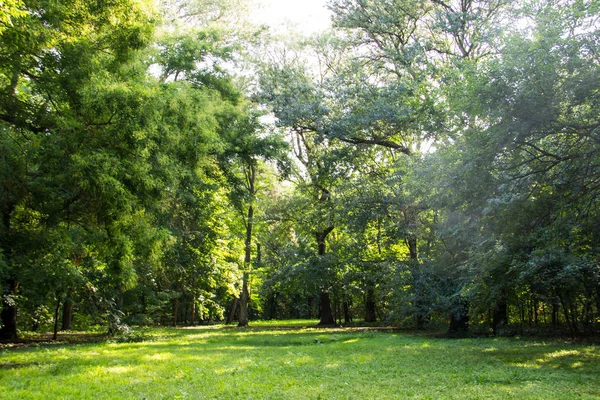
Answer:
[1,321,599,399]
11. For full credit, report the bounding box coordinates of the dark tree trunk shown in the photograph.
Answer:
[0,279,18,340]
[173,296,179,327]
[61,298,73,331]
[53,297,61,340]
[343,299,352,323]
[183,294,189,325]
[333,289,339,324]
[315,227,334,257]
[416,311,426,330]
[316,226,335,326]
[226,297,239,324]
[407,236,418,261]
[407,240,425,328]
[116,294,124,311]
[448,304,470,337]
[559,293,578,337]
[318,291,335,325]
[267,292,277,320]
[365,286,377,322]
[190,275,196,325]
[492,299,508,335]
[293,294,300,318]
[1,205,18,341]
[238,272,250,327]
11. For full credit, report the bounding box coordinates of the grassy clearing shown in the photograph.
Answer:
[1,322,599,399]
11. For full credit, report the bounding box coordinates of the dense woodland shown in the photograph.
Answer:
[1,0,599,341]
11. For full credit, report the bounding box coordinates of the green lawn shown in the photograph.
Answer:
[1,321,598,399]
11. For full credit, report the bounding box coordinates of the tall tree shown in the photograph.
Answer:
[218,107,289,327]
[0,0,157,340]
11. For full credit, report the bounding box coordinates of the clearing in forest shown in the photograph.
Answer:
[1,321,598,399]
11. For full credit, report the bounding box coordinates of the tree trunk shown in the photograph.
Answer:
[492,299,508,335]
[226,297,239,324]
[189,274,196,325]
[407,236,418,261]
[416,311,426,330]
[238,272,250,327]
[343,299,352,323]
[53,297,61,340]
[0,205,18,341]
[0,279,18,340]
[559,293,578,337]
[551,300,559,327]
[173,296,179,327]
[316,226,335,326]
[318,291,335,325]
[141,293,147,314]
[238,201,254,328]
[448,304,470,337]
[239,166,256,328]
[407,240,424,328]
[365,286,377,322]
[61,298,73,331]
[267,292,277,320]
[190,296,196,326]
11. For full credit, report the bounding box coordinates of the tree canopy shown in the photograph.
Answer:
[1,0,599,339]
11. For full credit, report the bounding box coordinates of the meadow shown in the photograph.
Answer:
[1,321,598,399]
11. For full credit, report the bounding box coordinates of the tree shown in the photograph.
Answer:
[217,107,289,327]
[0,0,157,340]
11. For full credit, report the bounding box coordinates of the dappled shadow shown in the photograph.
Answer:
[0,361,41,370]
[2,326,599,400]
[0,333,107,350]
[484,342,600,371]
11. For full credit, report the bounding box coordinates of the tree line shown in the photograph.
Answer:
[1,0,599,340]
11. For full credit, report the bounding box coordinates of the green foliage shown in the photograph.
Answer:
[2,0,600,339]
[0,0,277,336]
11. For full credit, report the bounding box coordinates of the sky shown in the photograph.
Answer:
[251,0,332,35]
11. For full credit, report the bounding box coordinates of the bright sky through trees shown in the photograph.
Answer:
[251,0,331,34]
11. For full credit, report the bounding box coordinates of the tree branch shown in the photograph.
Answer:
[337,135,411,154]
[0,113,47,134]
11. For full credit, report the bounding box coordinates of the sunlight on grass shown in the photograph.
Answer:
[543,349,581,359]
[142,353,174,361]
[1,323,599,399]
[103,366,134,374]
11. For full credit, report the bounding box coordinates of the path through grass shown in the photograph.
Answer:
[1,322,598,399]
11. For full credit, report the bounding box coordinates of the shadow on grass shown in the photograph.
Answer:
[2,325,600,400]
[2,325,599,378]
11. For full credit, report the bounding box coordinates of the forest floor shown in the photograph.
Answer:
[1,320,599,399]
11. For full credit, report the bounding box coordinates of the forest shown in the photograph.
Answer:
[1,0,599,341]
